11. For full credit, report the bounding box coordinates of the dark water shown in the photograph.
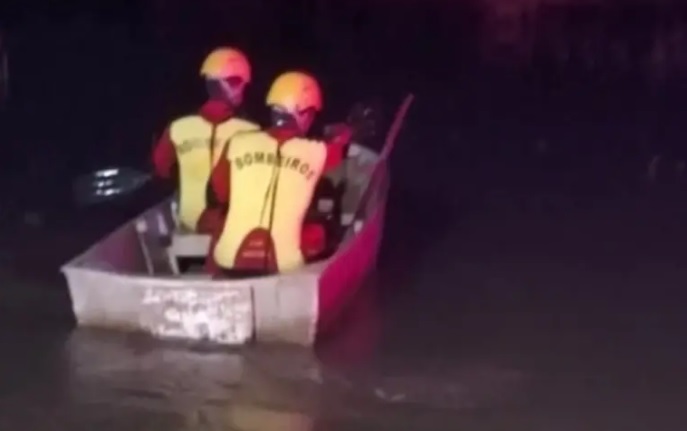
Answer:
[1,0,687,429]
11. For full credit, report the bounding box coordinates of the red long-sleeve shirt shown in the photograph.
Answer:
[210,124,352,205]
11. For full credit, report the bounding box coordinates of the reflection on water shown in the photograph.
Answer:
[0,287,527,430]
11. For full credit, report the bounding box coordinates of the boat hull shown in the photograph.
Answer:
[61,144,388,346]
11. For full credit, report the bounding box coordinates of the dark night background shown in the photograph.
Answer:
[0,0,686,429]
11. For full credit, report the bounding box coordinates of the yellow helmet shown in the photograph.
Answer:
[200,47,251,82]
[266,71,322,113]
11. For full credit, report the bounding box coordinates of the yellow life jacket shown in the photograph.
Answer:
[169,116,258,230]
[213,131,327,272]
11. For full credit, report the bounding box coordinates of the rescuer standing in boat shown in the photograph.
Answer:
[205,71,353,276]
[152,47,259,233]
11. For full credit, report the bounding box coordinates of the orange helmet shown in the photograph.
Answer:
[200,47,251,82]
[266,71,322,113]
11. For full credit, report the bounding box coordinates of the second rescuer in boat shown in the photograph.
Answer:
[206,71,353,276]
[152,47,259,234]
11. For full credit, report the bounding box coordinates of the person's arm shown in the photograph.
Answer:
[323,123,353,172]
[151,127,176,179]
[210,148,231,205]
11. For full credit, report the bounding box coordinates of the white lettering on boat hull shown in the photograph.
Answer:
[141,287,253,344]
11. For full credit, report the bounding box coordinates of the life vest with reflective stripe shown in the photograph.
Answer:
[169,116,258,230]
[213,131,327,272]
